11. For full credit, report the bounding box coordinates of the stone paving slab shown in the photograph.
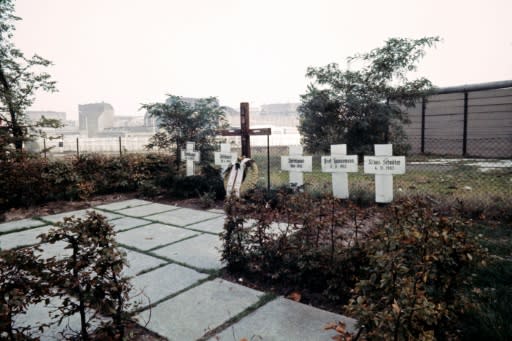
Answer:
[209,297,358,341]
[0,225,53,250]
[40,209,121,224]
[110,217,151,232]
[154,234,223,270]
[145,207,222,227]
[13,296,102,341]
[122,248,168,278]
[207,208,225,214]
[245,219,300,236]
[116,203,179,217]
[96,199,153,211]
[0,218,46,234]
[35,241,73,261]
[116,223,198,251]
[135,278,264,341]
[129,263,208,310]
[185,216,226,234]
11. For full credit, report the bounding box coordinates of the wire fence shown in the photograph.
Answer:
[31,136,511,203]
[246,140,511,203]
[29,81,511,202]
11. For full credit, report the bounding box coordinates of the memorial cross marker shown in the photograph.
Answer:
[180,141,200,176]
[219,102,271,158]
[281,145,312,188]
[321,144,358,199]
[214,143,237,172]
[364,144,405,203]
[219,102,272,190]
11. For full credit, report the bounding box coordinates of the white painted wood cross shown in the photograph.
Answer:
[214,143,237,172]
[281,145,312,188]
[364,144,406,203]
[181,141,200,176]
[321,144,358,199]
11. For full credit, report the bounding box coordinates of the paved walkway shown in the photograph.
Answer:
[0,199,356,340]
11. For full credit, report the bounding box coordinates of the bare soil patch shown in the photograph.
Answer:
[2,193,224,222]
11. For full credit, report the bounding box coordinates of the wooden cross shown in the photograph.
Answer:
[219,102,271,158]
[364,144,406,203]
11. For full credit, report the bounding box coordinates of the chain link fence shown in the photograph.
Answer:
[248,139,511,204]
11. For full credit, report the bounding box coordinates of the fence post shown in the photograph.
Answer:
[421,96,426,154]
[43,138,47,159]
[76,137,79,158]
[119,136,122,156]
[267,134,270,191]
[463,91,468,156]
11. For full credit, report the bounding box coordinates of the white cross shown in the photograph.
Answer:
[364,144,406,203]
[214,143,237,172]
[181,141,200,176]
[321,144,358,199]
[281,145,312,188]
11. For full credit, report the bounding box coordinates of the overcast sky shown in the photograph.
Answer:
[13,0,512,120]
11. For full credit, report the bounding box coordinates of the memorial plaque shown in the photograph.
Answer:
[364,156,406,175]
[321,155,358,173]
[280,145,312,187]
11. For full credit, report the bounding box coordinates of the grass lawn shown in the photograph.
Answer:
[251,153,511,206]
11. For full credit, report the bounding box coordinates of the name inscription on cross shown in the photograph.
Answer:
[321,144,358,199]
[180,141,200,176]
[214,143,237,171]
[364,144,406,203]
[281,145,312,188]
[219,102,271,158]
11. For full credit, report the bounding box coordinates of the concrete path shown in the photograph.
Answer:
[0,199,356,340]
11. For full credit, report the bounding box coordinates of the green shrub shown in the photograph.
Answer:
[40,212,132,340]
[171,164,225,200]
[345,198,487,341]
[221,189,368,303]
[0,153,175,212]
[0,247,48,340]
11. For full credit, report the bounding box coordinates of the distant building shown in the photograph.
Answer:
[144,96,223,128]
[258,103,300,127]
[78,102,114,137]
[25,110,67,123]
[113,115,145,128]
[25,110,76,133]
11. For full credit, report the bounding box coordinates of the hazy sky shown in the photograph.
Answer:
[13,0,512,120]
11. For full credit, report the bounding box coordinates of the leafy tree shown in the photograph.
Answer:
[41,212,132,340]
[298,37,439,155]
[0,0,57,154]
[142,95,227,170]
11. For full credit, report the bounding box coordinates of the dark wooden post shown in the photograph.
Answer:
[421,96,426,154]
[462,91,468,156]
[240,102,251,157]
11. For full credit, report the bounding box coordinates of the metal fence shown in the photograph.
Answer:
[30,80,511,202]
[33,135,511,203]
[403,80,512,158]
[246,141,511,203]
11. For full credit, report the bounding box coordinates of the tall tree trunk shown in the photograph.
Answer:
[0,62,23,152]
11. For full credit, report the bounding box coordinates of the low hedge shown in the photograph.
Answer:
[221,190,487,340]
[0,154,176,212]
